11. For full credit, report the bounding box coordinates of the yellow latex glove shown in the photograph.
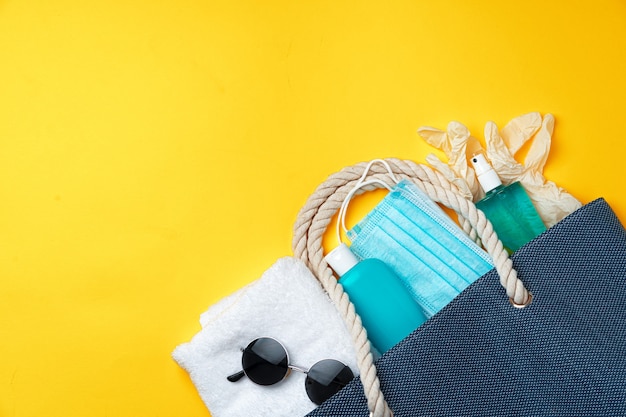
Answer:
[418,112,582,227]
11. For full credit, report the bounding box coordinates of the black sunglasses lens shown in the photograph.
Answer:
[305,359,354,405]
[242,338,289,386]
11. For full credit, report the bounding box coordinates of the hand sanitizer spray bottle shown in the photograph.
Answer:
[468,142,546,253]
[325,243,427,354]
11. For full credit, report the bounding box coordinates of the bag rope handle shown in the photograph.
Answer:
[292,158,530,417]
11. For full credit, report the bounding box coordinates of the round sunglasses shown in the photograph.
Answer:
[226,337,354,405]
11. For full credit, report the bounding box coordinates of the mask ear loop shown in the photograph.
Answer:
[335,159,400,244]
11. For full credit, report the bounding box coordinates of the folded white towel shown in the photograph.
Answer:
[172,257,359,417]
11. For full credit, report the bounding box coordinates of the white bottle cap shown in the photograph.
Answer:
[470,153,502,193]
[324,243,359,277]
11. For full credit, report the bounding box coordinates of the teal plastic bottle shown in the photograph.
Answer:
[325,243,427,354]
[470,152,546,253]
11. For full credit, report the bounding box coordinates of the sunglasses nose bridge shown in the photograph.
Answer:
[288,364,309,375]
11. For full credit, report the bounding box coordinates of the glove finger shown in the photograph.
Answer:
[426,154,474,200]
[500,112,542,155]
[417,126,451,154]
[484,121,523,183]
[523,113,554,173]
[446,121,472,166]
[449,122,483,197]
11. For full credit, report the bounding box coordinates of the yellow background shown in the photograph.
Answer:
[1,1,625,416]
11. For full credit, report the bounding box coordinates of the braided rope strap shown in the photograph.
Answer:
[292,158,530,417]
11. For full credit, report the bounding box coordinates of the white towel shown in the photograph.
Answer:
[172,257,359,417]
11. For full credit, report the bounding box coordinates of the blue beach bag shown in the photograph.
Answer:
[293,159,626,417]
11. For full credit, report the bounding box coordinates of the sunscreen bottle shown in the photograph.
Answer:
[325,243,427,354]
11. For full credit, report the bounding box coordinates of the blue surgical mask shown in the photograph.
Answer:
[346,179,493,317]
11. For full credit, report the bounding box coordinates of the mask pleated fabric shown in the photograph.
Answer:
[347,179,493,317]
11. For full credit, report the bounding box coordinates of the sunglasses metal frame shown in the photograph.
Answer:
[226,337,354,405]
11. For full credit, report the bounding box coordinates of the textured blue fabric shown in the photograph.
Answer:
[308,199,626,416]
